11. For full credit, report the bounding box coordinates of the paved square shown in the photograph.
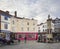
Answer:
[0,41,60,49]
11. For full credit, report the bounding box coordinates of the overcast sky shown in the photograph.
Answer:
[0,0,60,23]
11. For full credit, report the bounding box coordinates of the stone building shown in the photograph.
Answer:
[52,18,60,41]
[37,15,54,42]
[0,10,38,40]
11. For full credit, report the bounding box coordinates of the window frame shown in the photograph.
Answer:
[4,23,8,29]
[4,16,8,20]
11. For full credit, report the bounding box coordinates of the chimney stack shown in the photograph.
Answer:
[15,11,17,17]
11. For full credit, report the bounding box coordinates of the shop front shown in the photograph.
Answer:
[53,33,60,42]
[16,32,38,40]
[0,30,11,40]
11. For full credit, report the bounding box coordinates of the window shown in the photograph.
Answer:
[43,29,44,32]
[43,25,44,28]
[33,23,35,25]
[21,27,23,31]
[27,27,29,31]
[4,16,8,20]
[33,28,35,31]
[4,24,8,29]
[38,30,40,32]
[27,22,29,25]
[38,27,40,29]
[12,20,14,24]
[45,29,47,32]
[50,29,52,33]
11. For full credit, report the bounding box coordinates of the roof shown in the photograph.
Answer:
[52,18,60,23]
[0,10,37,21]
[37,22,47,26]
[15,16,37,21]
[54,18,60,21]
[0,10,12,17]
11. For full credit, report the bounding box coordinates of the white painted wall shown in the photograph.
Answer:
[1,15,11,31]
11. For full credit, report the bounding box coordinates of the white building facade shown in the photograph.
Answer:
[0,10,12,41]
[53,18,60,33]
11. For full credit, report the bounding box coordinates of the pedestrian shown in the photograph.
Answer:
[0,35,2,41]
[0,35,3,42]
[5,36,10,45]
[2,36,7,44]
[18,39,20,42]
[24,36,27,43]
[18,35,21,42]
[37,35,40,42]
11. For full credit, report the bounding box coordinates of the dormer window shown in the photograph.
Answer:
[5,16,8,20]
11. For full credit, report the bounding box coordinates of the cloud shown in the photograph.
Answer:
[0,0,60,23]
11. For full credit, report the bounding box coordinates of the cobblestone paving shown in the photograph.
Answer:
[0,41,60,49]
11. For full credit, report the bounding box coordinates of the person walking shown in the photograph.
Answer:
[37,35,40,42]
[24,36,27,43]
[0,35,3,43]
